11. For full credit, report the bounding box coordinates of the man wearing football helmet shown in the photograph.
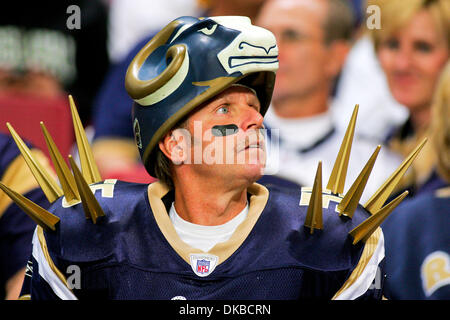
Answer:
[2,16,424,300]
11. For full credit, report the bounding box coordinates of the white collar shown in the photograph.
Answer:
[169,202,249,252]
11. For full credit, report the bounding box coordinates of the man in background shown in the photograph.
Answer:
[257,0,402,201]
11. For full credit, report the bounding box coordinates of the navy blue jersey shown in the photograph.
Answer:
[0,133,50,299]
[383,186,450,299]
[22,180,385,300]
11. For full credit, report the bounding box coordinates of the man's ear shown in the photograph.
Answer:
[158,128,191,165]
[324,40,351,79]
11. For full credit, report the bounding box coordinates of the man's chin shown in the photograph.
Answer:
[235,163,265,184]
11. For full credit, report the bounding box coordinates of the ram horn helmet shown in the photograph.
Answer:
[125,16,279,176]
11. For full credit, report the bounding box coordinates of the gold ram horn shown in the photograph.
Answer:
[125,20,185,100]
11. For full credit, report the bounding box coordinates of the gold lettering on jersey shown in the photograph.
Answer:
[421,251,450,297]
[299,187,343,212]
[62,179,117,207]
[89,179,117,198]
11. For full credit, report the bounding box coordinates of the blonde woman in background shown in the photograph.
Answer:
[369,0,449,195]
[382,61,450,299]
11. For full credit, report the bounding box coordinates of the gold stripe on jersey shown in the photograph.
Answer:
[332,227,382,299]
[36,226,73,292]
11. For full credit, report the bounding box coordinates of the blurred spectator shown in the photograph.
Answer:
[0,1,109,298]
[91,0,268,183]
[198,0,267,22]
[0,0,109,125]
[332,36,409,143]
[107,0,200,65]
[332,1,410,143]
[0,133,52,299]
[369,0,449,196]
[382,61,450,300]
[256,0,402,202]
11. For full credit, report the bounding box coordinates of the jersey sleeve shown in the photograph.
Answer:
[332,228,386,300]
[20,228,78,300]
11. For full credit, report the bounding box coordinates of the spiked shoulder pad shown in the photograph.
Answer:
[268,184,374,271]
[41,180,150,262]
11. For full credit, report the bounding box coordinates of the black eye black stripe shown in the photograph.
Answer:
[211,124,239,136]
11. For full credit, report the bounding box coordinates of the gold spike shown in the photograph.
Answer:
[0,182,60,232]
[337,146,381,218]
[304,161,323,234]
[68,155,105,223]
[327,104,359,195]
[364,138,427,214]
[40,122,80,205]
[68,95,102,184]
[6,122,63,203]
[349,191,409,245]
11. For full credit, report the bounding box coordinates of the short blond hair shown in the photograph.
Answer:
[367,0,450,50]
[430,61,450,182]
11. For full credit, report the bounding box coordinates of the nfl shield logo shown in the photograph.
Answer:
[197,259,210,274]
[190,254,218,277]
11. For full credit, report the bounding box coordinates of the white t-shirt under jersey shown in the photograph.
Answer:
[169,202,249,252]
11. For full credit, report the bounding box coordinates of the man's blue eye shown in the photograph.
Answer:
[217,106,229,114]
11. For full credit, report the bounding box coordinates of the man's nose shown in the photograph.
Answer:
[241,106,264,131]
